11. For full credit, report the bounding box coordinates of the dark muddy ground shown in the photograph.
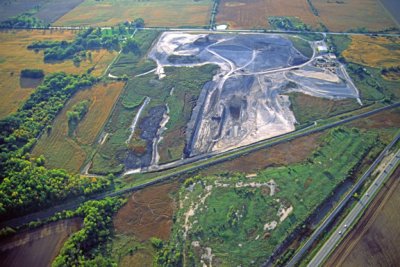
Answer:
[125,105,166,169]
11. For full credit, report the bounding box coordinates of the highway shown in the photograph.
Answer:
[286,132,400,267]
[308,148,400,266]
[1,102,399,229]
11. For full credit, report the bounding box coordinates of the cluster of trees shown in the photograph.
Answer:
[381,66,400,75]
[0,72,112,219]
[20,69,45,79]
[122,37,140,54]
[0,14,46,29]
[53,197,124,267]
[268,17,311,31]
[29,28,120,62]
[67,100,90,135]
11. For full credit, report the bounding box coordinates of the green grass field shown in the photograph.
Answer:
[109,30,159,77]
[288,92,361,125]
[160,127,378,265]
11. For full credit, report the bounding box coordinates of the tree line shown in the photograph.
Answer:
[0,72,112,219]
[52,197,124,267]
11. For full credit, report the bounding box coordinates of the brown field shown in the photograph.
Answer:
[203,132,324,175]
[54,0,212,27]
[216,0,319,29]
[32,82,124,173]
[312,0,396,31]
[325,166,400,267]
[114,182,178,241]
[349,107,400,143]
[0,218,82,267]
[343,35,400,69]
[0,29,117,118]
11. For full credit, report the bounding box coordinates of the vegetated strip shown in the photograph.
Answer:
[285,131,400,267]
[2,102,399,229]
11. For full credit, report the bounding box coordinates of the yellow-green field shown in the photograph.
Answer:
[32,81,125,173]
[54,0,212,27]
[342,35,400,69]
[0,29,117,118]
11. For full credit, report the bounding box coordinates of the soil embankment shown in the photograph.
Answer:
[0,218,82,267]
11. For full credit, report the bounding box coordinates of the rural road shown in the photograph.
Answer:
[1,102,399,229]
[286,132,400,267]
[308,148,400,267]
[42,25,400,37]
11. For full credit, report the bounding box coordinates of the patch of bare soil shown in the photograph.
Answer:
[0,218,82,267]
[349,108,400,129]
[203,132,324,175]
[113,182,178,241]
[325,166,400,267]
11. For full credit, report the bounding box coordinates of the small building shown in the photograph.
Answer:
[216,24,228,30]
[317,45,328,53]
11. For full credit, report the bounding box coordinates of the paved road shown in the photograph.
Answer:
[5,25,400,37]
[308,148,400,266]
[1,103,399,229]
[286,132,400,267]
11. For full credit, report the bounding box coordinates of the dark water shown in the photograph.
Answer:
[380,0,400,25]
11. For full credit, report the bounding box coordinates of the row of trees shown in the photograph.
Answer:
[0,14,47,29]
[20,69,45,79]
[52,197,124,267]
[0,72,111,219]
[67,100,90,136]
[29,27,120,62]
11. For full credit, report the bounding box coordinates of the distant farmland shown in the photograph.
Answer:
[343,36,400,68]
[32,82,124,173]
[216,0,319,29]
[54,0,213,27]
[312,0,396,31]
[0,0,84,24]
[0,30,117,118]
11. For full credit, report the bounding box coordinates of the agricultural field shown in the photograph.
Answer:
[312,0,396,32]
[0,219,82,267]
[0,0,84,24]
[0,29,117,118]
[32,81,125,173]
[325,167,400,267]
[158,127,377,266]
[216,0,319,29]
[330,35,400,102]
[342,35,400,69]
[54,0,213,27]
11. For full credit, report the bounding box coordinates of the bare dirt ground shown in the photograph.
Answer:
[0,218,82,267]
[113,182,178,241]
[325,166,400,267]
[202,131,324,175]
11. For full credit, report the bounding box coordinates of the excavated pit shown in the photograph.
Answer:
[148,31,360,158]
